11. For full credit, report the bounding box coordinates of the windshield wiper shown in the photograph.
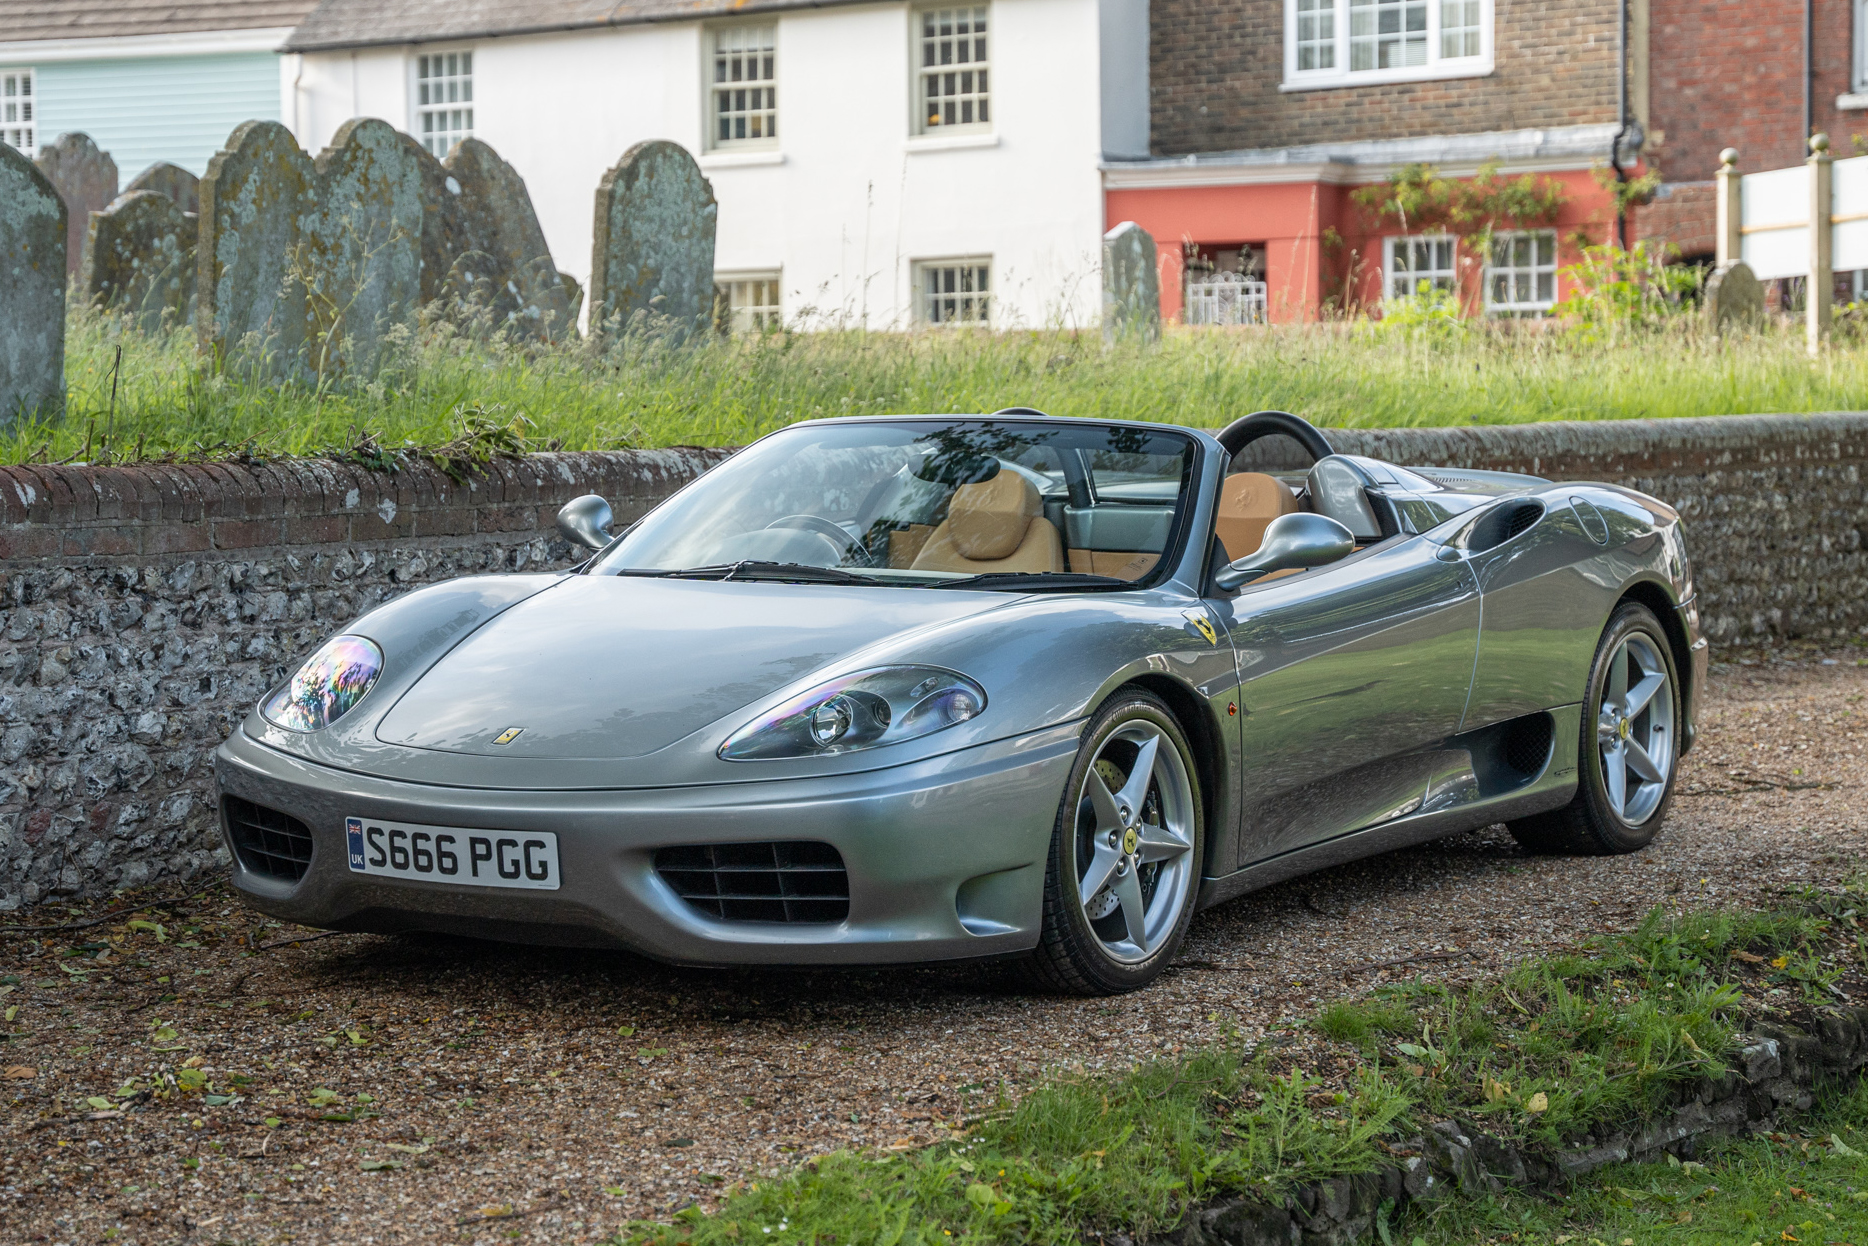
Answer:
[621,561,884,585]
[925,571,1130,591]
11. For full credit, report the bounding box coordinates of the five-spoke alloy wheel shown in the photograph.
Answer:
[1027,689,1203,994]
[1508,601,1681,855]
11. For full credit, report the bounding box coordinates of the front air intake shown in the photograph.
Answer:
[223,796,316,882]
[654,841,850,924]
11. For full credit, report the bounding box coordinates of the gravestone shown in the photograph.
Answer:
[125,161,200,215]
[434,139,574,341]
[85,191,196,331]
[0,144,67,422]
[1102,221,1161,344]
[1704,260,1764,331]
[302,118,425,376]
[198,120,316,376]
[589,140,718,341]
[35,132,118,275]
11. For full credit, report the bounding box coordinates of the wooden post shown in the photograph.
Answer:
[1809,132,1833,356]
[1715,147,1741,266]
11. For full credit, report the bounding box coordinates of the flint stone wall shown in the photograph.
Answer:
[0,410,1866,906]
[0,448,727,909]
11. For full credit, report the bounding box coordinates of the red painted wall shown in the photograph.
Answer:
[1107,168,1621,322]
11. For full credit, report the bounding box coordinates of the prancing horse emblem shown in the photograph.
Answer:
[492,727,524,746]
[1182,610,1219,646]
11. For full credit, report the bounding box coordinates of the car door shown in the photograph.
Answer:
[1213,534,1480,868]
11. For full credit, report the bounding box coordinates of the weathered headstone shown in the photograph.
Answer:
[1103,221,1161,344]
[125,161,200,215]
[432,139,573,340]
[85,191,196,331]
[198,120,316,376]
[0,144,67,422]
[1704,259,1764,331]
[302,118,425,376]
[590,140,718,341]
[34,132,118,275]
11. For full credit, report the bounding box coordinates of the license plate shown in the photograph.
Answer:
[345,817,560,890]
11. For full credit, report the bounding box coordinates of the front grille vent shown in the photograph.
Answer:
[224,795,315,882]
[654,841,850,924]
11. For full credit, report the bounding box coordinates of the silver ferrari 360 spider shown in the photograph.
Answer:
[215,411,1705,994]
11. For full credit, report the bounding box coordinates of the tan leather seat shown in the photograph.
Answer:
[912,472,1063,575]
[1215,472,1300,561]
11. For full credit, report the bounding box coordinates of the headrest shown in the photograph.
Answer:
[947,471,1040,560]
[1218,472,1297,520]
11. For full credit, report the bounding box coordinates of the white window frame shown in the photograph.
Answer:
[412,49,474,160]
[1383,234,1459,303]
[1484,229,1559,317]
[1,68,36,157]
[1282,0,1492,91]
[718,271,783,333]
[913,5,991,136]
[707,24,778,151]
[914,257,993,326]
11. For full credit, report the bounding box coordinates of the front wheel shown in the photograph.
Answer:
[1025,690,1204,995]
[1508,601,1681,855]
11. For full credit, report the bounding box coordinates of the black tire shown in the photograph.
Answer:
[1507,601,1681,856]
[1024,689,1205,995]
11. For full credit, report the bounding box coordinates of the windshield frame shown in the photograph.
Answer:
[582,415,1205,593]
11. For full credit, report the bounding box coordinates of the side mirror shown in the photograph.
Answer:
[1214,513,1355,590]
[556,494,614,551]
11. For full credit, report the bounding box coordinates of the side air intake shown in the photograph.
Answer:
[1466,500,1545,553]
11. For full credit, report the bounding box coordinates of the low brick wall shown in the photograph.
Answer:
[0,412,1862,908]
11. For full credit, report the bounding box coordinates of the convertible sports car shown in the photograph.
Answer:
[215,410,1705,994]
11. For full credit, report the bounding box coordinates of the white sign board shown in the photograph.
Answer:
[1740,165,1807,281]
[1834,155,1868,273]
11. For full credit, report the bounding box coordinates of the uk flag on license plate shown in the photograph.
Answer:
[345,817,366,871]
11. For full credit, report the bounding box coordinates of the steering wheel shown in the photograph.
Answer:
[764,514,865,562]
[1215,410,1335,465]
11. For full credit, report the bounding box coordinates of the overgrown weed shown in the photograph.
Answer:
[13,303,1868,466]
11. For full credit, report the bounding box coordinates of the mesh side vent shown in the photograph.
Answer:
[1468,500,1545,552]
[223,795,315,882]
[654,841,850,924]
[1502,714,1555,776]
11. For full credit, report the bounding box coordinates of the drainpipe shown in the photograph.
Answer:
[1804,0,1814,140]
[291,53,304,142]
[1608,0,1631,248]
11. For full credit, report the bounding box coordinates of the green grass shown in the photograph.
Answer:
[11,306,1868,465]
[603,898,1855,1246]
[1411,1079,1868,1245]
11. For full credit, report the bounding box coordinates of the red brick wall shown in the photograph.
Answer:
[1149,0,1621,155]
[1648,0,1868,182]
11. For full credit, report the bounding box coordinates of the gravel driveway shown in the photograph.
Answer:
[4,648,1865,1245]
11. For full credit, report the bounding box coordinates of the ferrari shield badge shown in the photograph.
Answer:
[1182,610,1219,646]
[491,727,525,746]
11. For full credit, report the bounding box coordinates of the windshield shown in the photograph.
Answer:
[587,419,1198,589]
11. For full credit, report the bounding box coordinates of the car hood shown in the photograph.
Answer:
[372,575,1010,761]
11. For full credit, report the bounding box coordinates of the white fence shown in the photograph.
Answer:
[1185,272,1268,326]
[1722,134,1857,349]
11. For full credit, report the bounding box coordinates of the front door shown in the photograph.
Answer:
[1216,535,1480,867]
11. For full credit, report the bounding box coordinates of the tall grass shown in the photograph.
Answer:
[11,305,1868,465]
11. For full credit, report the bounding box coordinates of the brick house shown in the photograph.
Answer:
[1106,0,1646,322]
[1637,0,1868,266]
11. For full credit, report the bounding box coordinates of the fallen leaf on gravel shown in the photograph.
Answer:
[4,1066,36,1079]
[384,1142,428,1155]
[1732,950,1766,963]
[637,1047,669,1059]
[616,1025,636,1037]
[359,1159,402,1172]
[85,1097,111,1110]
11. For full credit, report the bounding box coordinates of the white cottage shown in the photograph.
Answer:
[280,0,1149,330]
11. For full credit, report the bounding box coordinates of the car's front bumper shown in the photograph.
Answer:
[212,723,1080,966]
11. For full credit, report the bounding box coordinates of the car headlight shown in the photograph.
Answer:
[720,666,986,760]
[261,635,384,732]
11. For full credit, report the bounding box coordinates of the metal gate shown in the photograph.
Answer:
[1185,272,1268,325]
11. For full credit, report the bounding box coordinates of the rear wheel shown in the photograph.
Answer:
[1025,690,1203,995]
[1508,602,1680,855]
